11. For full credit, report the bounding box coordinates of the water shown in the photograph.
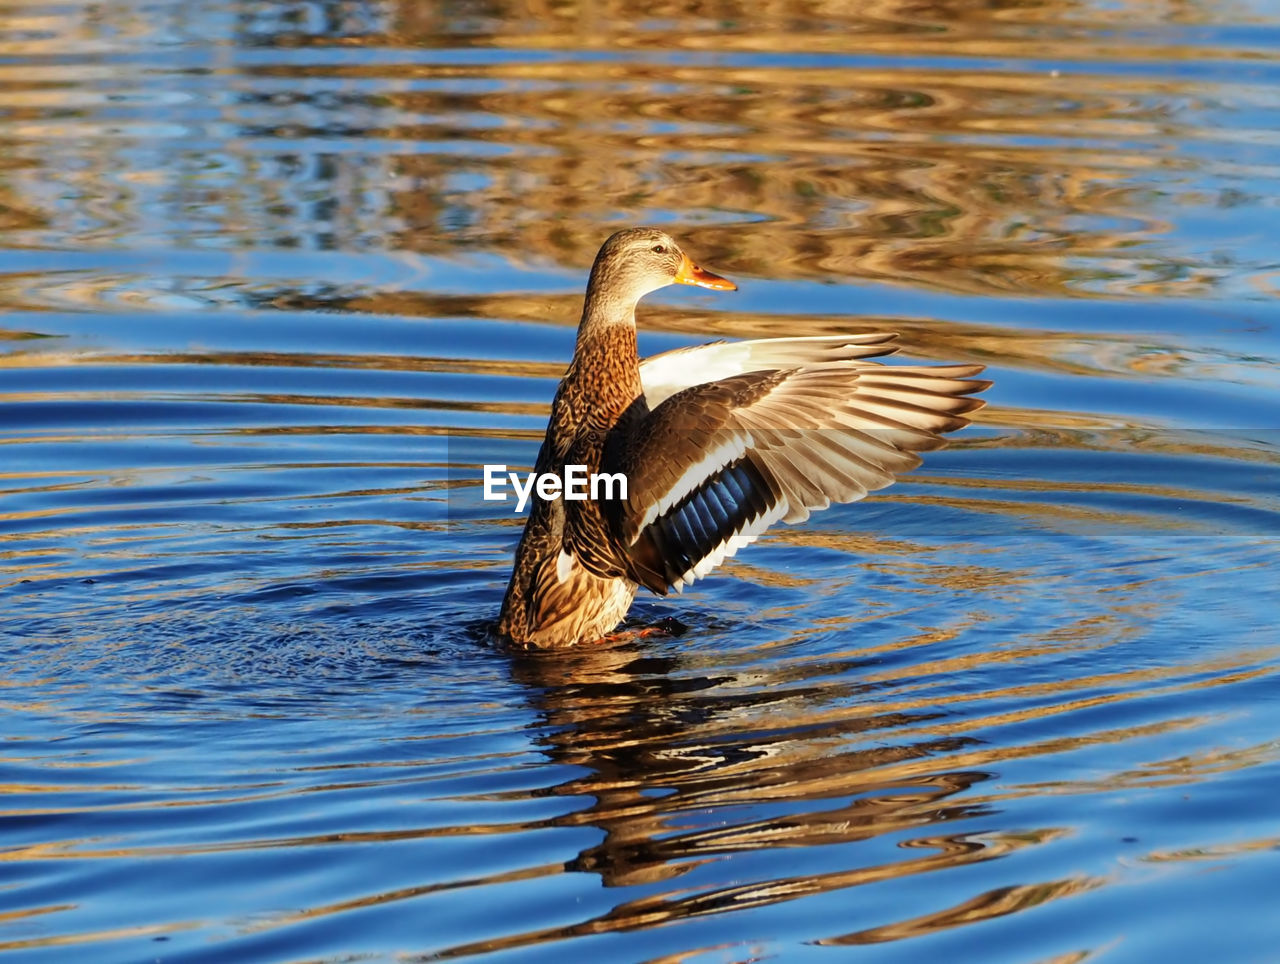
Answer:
[3,1,1280,961]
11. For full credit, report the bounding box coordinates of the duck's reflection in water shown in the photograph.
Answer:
[505,638,1006,929]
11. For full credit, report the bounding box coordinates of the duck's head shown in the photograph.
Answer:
[587,227,736,310]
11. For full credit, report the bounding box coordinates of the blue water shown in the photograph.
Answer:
[3,1,1280,961]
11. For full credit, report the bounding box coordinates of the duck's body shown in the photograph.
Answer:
[497,319,645,646]
[497,228,990,649]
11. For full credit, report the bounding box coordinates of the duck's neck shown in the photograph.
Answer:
[575,292,636,353]
[565,300,642,416]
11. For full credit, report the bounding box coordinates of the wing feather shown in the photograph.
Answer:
[639,333,900,407]
[612,352,990,593]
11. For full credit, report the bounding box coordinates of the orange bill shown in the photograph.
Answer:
[674,254,737,291]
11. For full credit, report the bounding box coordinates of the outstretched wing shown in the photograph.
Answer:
[610,360,990,594]
[639,333,900,407]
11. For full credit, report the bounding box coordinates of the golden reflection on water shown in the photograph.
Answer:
[0,1,1269,300]
[818,875,1101,947]
[371,1,1266,300]
[386,67,1178,299]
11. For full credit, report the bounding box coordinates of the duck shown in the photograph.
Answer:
[496,227,990,649]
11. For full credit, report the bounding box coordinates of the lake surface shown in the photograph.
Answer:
[3,1,1280,961]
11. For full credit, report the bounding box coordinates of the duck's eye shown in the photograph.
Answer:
[652,244,667,254]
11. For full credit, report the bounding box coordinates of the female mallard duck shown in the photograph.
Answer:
[497,227,990,649]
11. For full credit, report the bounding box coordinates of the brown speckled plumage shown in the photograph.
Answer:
[496,227,991,649]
